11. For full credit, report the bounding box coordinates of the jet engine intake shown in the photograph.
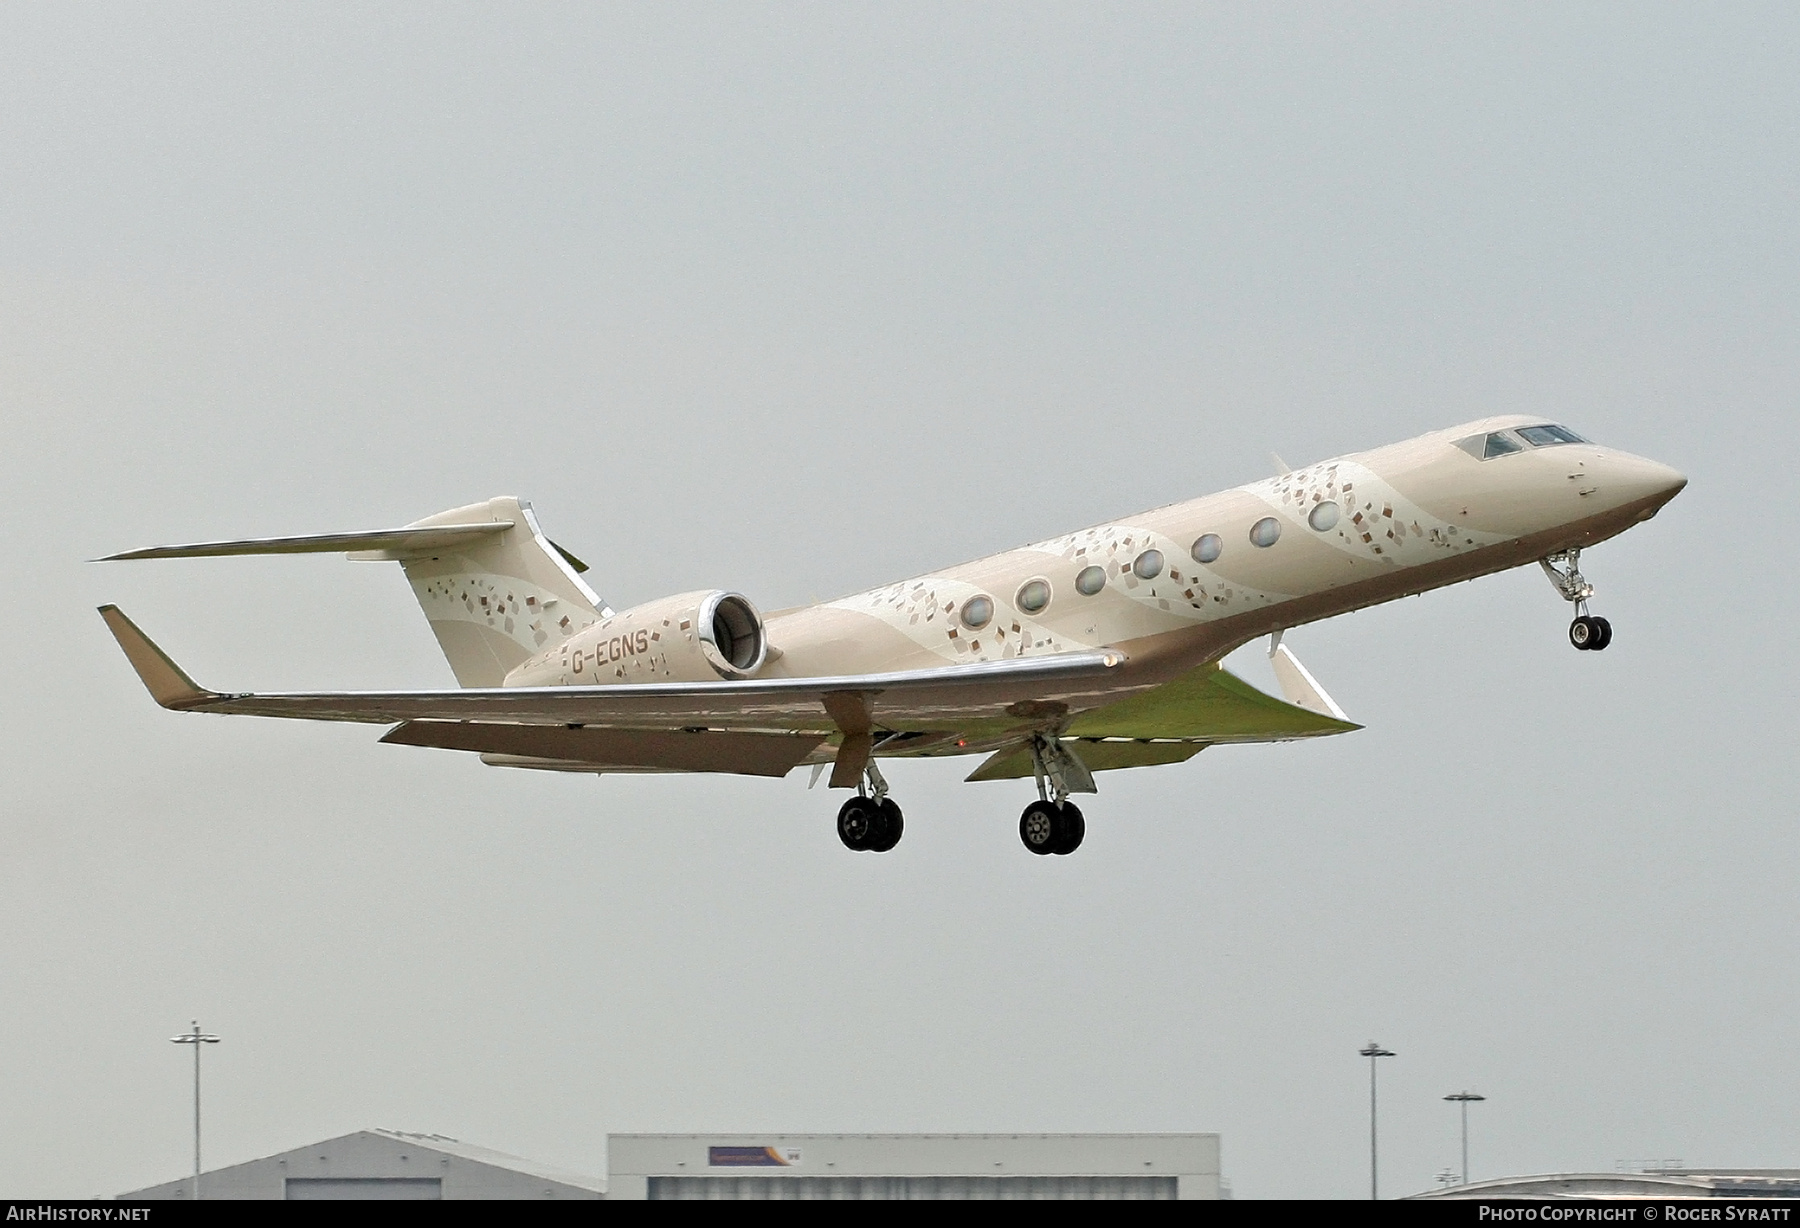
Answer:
[697,591,766,677]
[532,589,767,685]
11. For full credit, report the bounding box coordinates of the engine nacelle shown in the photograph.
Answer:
[509,590,767,686]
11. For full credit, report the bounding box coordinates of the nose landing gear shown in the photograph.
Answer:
[1540,549,1613,652]
[1568,614,1612,651]
[836,760,903,852]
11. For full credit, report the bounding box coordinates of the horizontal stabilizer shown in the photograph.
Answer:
[97,522,512,562]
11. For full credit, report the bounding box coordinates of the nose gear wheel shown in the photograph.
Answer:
[1569,614,1612,651]
[1541,549,1614,652]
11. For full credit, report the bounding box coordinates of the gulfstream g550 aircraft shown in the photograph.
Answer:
[100,416,1684,856]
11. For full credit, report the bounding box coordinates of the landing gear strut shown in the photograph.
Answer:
[837,760,903,852]
[1018,733,1089,855]
[1540,549,1613,652]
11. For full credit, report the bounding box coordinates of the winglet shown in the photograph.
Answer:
[1269,642,1351,723]
[97,606,218,709]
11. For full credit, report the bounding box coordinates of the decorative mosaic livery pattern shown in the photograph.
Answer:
[1245,460,1505,564]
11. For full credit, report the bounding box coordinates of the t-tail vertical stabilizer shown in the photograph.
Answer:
[357,497,609,687]
[99,496,609,688]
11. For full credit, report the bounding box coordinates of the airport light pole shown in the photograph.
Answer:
[169,1021,220,1200]
[1360,1041,1396,1200]
[1445,1091,1486,1186]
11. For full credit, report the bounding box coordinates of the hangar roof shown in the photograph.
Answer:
[365,1130,604,1192]
[119,1129,605,1200]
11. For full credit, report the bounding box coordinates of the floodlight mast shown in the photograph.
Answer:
[1359,1041,1396,1199]
[169,1021,220,1200]
[1444,1091,1486,1186]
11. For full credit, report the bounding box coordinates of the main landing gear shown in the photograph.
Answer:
[1019,798,1084,856]
[829,735,1097,857]
[837,761,903,853]
[1018,733,1092,855]
[1540,549,1613,652]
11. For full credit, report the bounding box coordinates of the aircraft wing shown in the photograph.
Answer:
[101,605,1357,781]
[1062,656,1358,742]
[961,656,1360,782]
[98,604,1131,733]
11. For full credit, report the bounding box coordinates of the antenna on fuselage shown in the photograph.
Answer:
[1270,452,1293,476]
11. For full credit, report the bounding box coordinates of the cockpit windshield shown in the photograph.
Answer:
[1517,424,1587,447]
[1458,423,1591,460]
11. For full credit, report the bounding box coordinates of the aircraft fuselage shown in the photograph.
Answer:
[518,414,1684,692]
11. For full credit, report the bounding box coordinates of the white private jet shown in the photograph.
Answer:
[100,415,1684,856]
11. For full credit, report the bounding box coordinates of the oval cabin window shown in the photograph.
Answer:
[1016,578,1051,613]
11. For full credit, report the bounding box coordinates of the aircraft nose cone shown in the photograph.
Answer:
[1608,455,1688,509]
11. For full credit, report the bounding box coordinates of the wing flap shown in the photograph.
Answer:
[381,721,823,777]
[966,738,1207,782]
[478,754,609,773]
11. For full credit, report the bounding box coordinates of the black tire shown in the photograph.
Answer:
[1569,616,1595,650]
[1053,802,1085,855]
[1020,801,1060,855]
[868,799,904,852]
[837,797,878,851]
[1591,616,1613,651]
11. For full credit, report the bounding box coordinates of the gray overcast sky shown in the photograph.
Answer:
[1,3,1795,1199]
